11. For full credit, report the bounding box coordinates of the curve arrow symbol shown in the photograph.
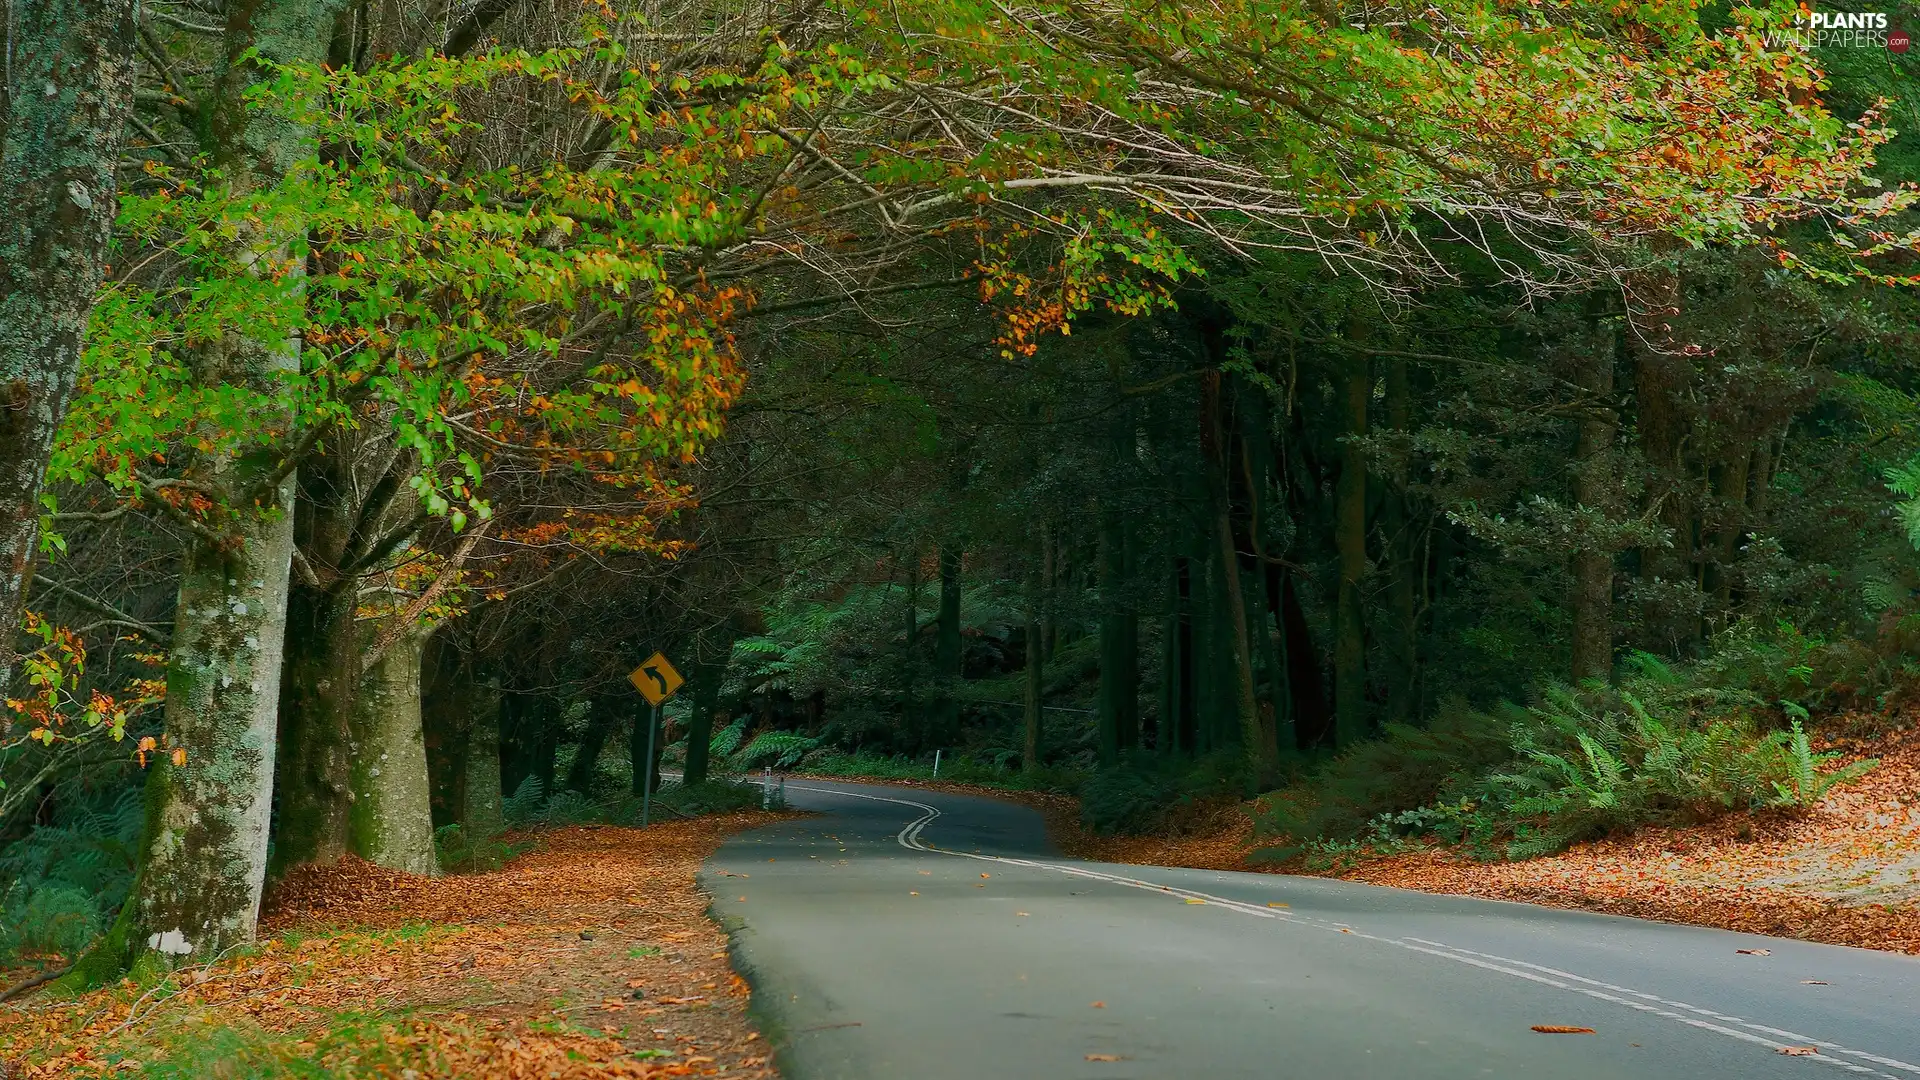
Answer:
[643,664,670,695]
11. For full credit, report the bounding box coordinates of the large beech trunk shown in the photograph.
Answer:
[88,0,352,981]
[0,0,141,682]
[348,626,438,875]
[116,444,298,970]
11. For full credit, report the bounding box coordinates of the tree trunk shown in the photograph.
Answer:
[0,0,141,685]
[1159,553,1189,756]
[269,580,358,875]
[83,0,352,982]
[683,673,722,786]
[1023,559,1045,774]
[1096,506,1139,763]
[1382,358,1418,723]
[1333,358,1369,747]
[349,625,437,875]
[1237,394,1291,761]
[1570,318,1618,682]
[563,698,619,794]
[1200,371,1272,783]
[934,544,963,744]
[462,680,504,839]
[1280,572,1329,750]
[113,461,298,971]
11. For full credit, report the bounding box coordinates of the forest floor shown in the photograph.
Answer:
[0,813,789,1078]
[899,731,1920,957]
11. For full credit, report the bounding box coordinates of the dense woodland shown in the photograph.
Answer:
[0,0,1916,986]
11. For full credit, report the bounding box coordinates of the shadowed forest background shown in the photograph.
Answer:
[1,0,1918,1002]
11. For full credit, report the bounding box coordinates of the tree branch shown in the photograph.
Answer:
[32,575,171,645]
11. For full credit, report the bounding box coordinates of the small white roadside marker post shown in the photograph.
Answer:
[932,749,941,779]
[762,766,773,808]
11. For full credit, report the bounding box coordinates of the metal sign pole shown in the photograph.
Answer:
[641,702,659,827]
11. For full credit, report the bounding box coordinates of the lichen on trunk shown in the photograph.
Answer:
[125,459,298,967]
[0,0,141,682]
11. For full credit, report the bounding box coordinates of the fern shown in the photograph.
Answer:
[1770,720,1878,808]
[731,732,821,770]
[708,717,749,761]
[501,775,548,827]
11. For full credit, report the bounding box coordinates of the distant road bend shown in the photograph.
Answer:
[701,779,1920,1080]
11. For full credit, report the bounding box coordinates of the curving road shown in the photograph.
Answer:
[700,779,1920,1080]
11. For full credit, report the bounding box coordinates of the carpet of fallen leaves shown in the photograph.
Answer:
[0,814,789,1078]
[1004,731,1920,955]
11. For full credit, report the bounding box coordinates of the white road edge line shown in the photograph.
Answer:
[784,783,1916,1079]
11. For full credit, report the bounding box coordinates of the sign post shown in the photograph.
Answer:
[629,651,685,827]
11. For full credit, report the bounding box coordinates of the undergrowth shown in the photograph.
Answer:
[0,789,142,969]
[1255,647,1881,863]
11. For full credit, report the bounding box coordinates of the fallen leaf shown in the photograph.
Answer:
[1091,1002,1105,1009]
[1338,928,1353,934]
[1531,1026,1596,1034]
[1185,898,1206,905]
[1016,911,1030,916]
[981,873,991,879]
[1085,1053,1125,1062]
[1736,948,1771,955]
[1800,980,1828,985]
[1778,1046,1819,1056]
[909,891,919,896]
[738,896,747,902]
[1267,902,1290,908]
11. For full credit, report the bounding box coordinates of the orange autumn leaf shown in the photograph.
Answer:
[1531,1025,1597,1034]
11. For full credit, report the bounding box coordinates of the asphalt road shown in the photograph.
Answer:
[700,778,1920,1080]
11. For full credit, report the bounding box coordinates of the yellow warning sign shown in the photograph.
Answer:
[629,651,684,706]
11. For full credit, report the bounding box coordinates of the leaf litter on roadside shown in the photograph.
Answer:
[2,814,788,1078]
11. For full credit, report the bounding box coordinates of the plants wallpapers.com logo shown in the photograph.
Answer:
[1764,5,1912,50]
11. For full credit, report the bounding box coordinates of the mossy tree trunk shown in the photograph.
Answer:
[104,476,297,974]
[95,0,350,979]
[0,0,140,683]
[348,625,437,875]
